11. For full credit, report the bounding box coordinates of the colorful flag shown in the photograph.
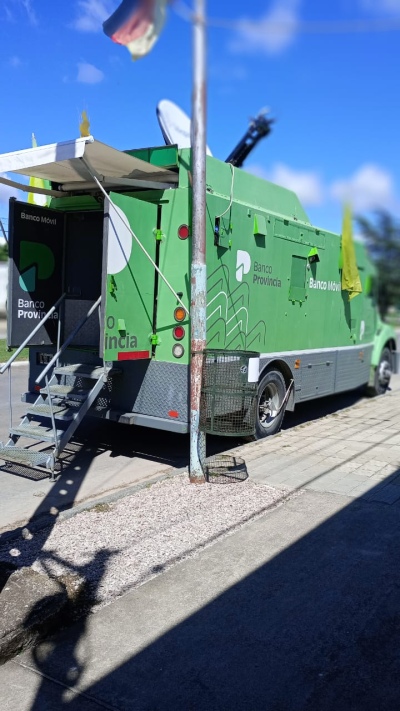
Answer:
[28,134,51,207]
[341,204,362,300]
[103,0,168,60]
[80,110,91,137]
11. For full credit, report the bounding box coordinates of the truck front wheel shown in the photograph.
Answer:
[368,347,392,396]
[255,370,287,439]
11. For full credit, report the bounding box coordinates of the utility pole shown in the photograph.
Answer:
[189,0,207,483]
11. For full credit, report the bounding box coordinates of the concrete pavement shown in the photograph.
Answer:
[1,376,400,709]
[0,359,190,536]
[231,374,400,502]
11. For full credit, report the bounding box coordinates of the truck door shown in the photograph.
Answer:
[7,199,64,347]
[102,193,159,361]
[62,210,103,347]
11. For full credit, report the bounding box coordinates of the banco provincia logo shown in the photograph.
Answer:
[235,250,251,282]
[19,241,55,292]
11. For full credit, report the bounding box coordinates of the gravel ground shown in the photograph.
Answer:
[0,474,299,609]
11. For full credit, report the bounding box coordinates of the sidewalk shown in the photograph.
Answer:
[0,358,189,536]
[231,375,400,502]
[1,377,400,709]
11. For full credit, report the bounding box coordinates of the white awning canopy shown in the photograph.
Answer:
[0,136,178,195]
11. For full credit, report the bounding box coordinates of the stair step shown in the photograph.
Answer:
[2,354,110,476]
[10,424,65,442]
[26,403,76,421]
[55,364,108,379]
[40,384,91,402]
[0,446,54,469]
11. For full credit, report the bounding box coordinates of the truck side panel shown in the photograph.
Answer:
[204,158,380,401]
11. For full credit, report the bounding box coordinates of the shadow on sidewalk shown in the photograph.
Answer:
[21,548,115,711]
[15,460,400,711]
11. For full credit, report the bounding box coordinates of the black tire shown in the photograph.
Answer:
[368,347,392,396]
[255,369,287,439]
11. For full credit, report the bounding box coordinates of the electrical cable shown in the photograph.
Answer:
[216,164,235,219]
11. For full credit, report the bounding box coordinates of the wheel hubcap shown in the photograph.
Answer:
[378,359,391,387]
[259,383,280,430]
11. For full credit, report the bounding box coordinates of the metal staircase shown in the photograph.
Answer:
[0,295,109,480]
[0,362,111,479]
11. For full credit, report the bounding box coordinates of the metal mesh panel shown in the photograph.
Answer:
[0,447,53,469]
[64,299,100,347]
[91,377,113,412]
[200,350,259,436]
[0,461,50,481]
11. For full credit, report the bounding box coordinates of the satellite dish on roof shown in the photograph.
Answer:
[156,99,212,155]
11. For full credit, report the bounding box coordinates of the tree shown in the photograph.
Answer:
[0,241,8,262]
[356,210,400,317]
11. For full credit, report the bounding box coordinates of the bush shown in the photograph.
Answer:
[0,243,8,262]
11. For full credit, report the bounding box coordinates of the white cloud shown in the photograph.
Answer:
[243,160,398,215]
[0,176,22,204]
[77,62,104,84]
[248,162,324,206]
[8,55,22,68]
[4,0,37,24]
[4,5,13,21]
[330,164,395,211]
[229,0,301,55]
[359,0,400,13]
[20,0,37,25]
[72,0,116,32]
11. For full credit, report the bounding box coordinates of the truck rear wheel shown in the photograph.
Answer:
[255,370,287,439]
[368,347,392,396]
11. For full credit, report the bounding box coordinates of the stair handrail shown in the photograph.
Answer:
[35,296,102,385]
[0,293,67,375]
[44,371,59,461]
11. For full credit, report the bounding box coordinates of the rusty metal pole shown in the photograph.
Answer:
[189,0,207,483]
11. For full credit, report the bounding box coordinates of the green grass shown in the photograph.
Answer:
[0,339,29,364]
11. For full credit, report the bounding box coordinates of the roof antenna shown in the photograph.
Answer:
[225,108,274,168]
[156,99,212,155]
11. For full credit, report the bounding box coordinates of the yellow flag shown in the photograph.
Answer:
[341,204,362,300]
[28,134,50,207]
[79,110,90,137]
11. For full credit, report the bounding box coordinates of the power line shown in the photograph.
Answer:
[174,3,400,35]
[0,218,8,241]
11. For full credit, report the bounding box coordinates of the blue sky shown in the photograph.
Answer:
[1,0,400,239]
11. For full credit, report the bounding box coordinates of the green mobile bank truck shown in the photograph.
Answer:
[0,114,397,476]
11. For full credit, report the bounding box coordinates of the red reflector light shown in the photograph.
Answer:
[168,410,179,418]
[178,224,190,240]
[173,326,185,340]
[117,351,150,361]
